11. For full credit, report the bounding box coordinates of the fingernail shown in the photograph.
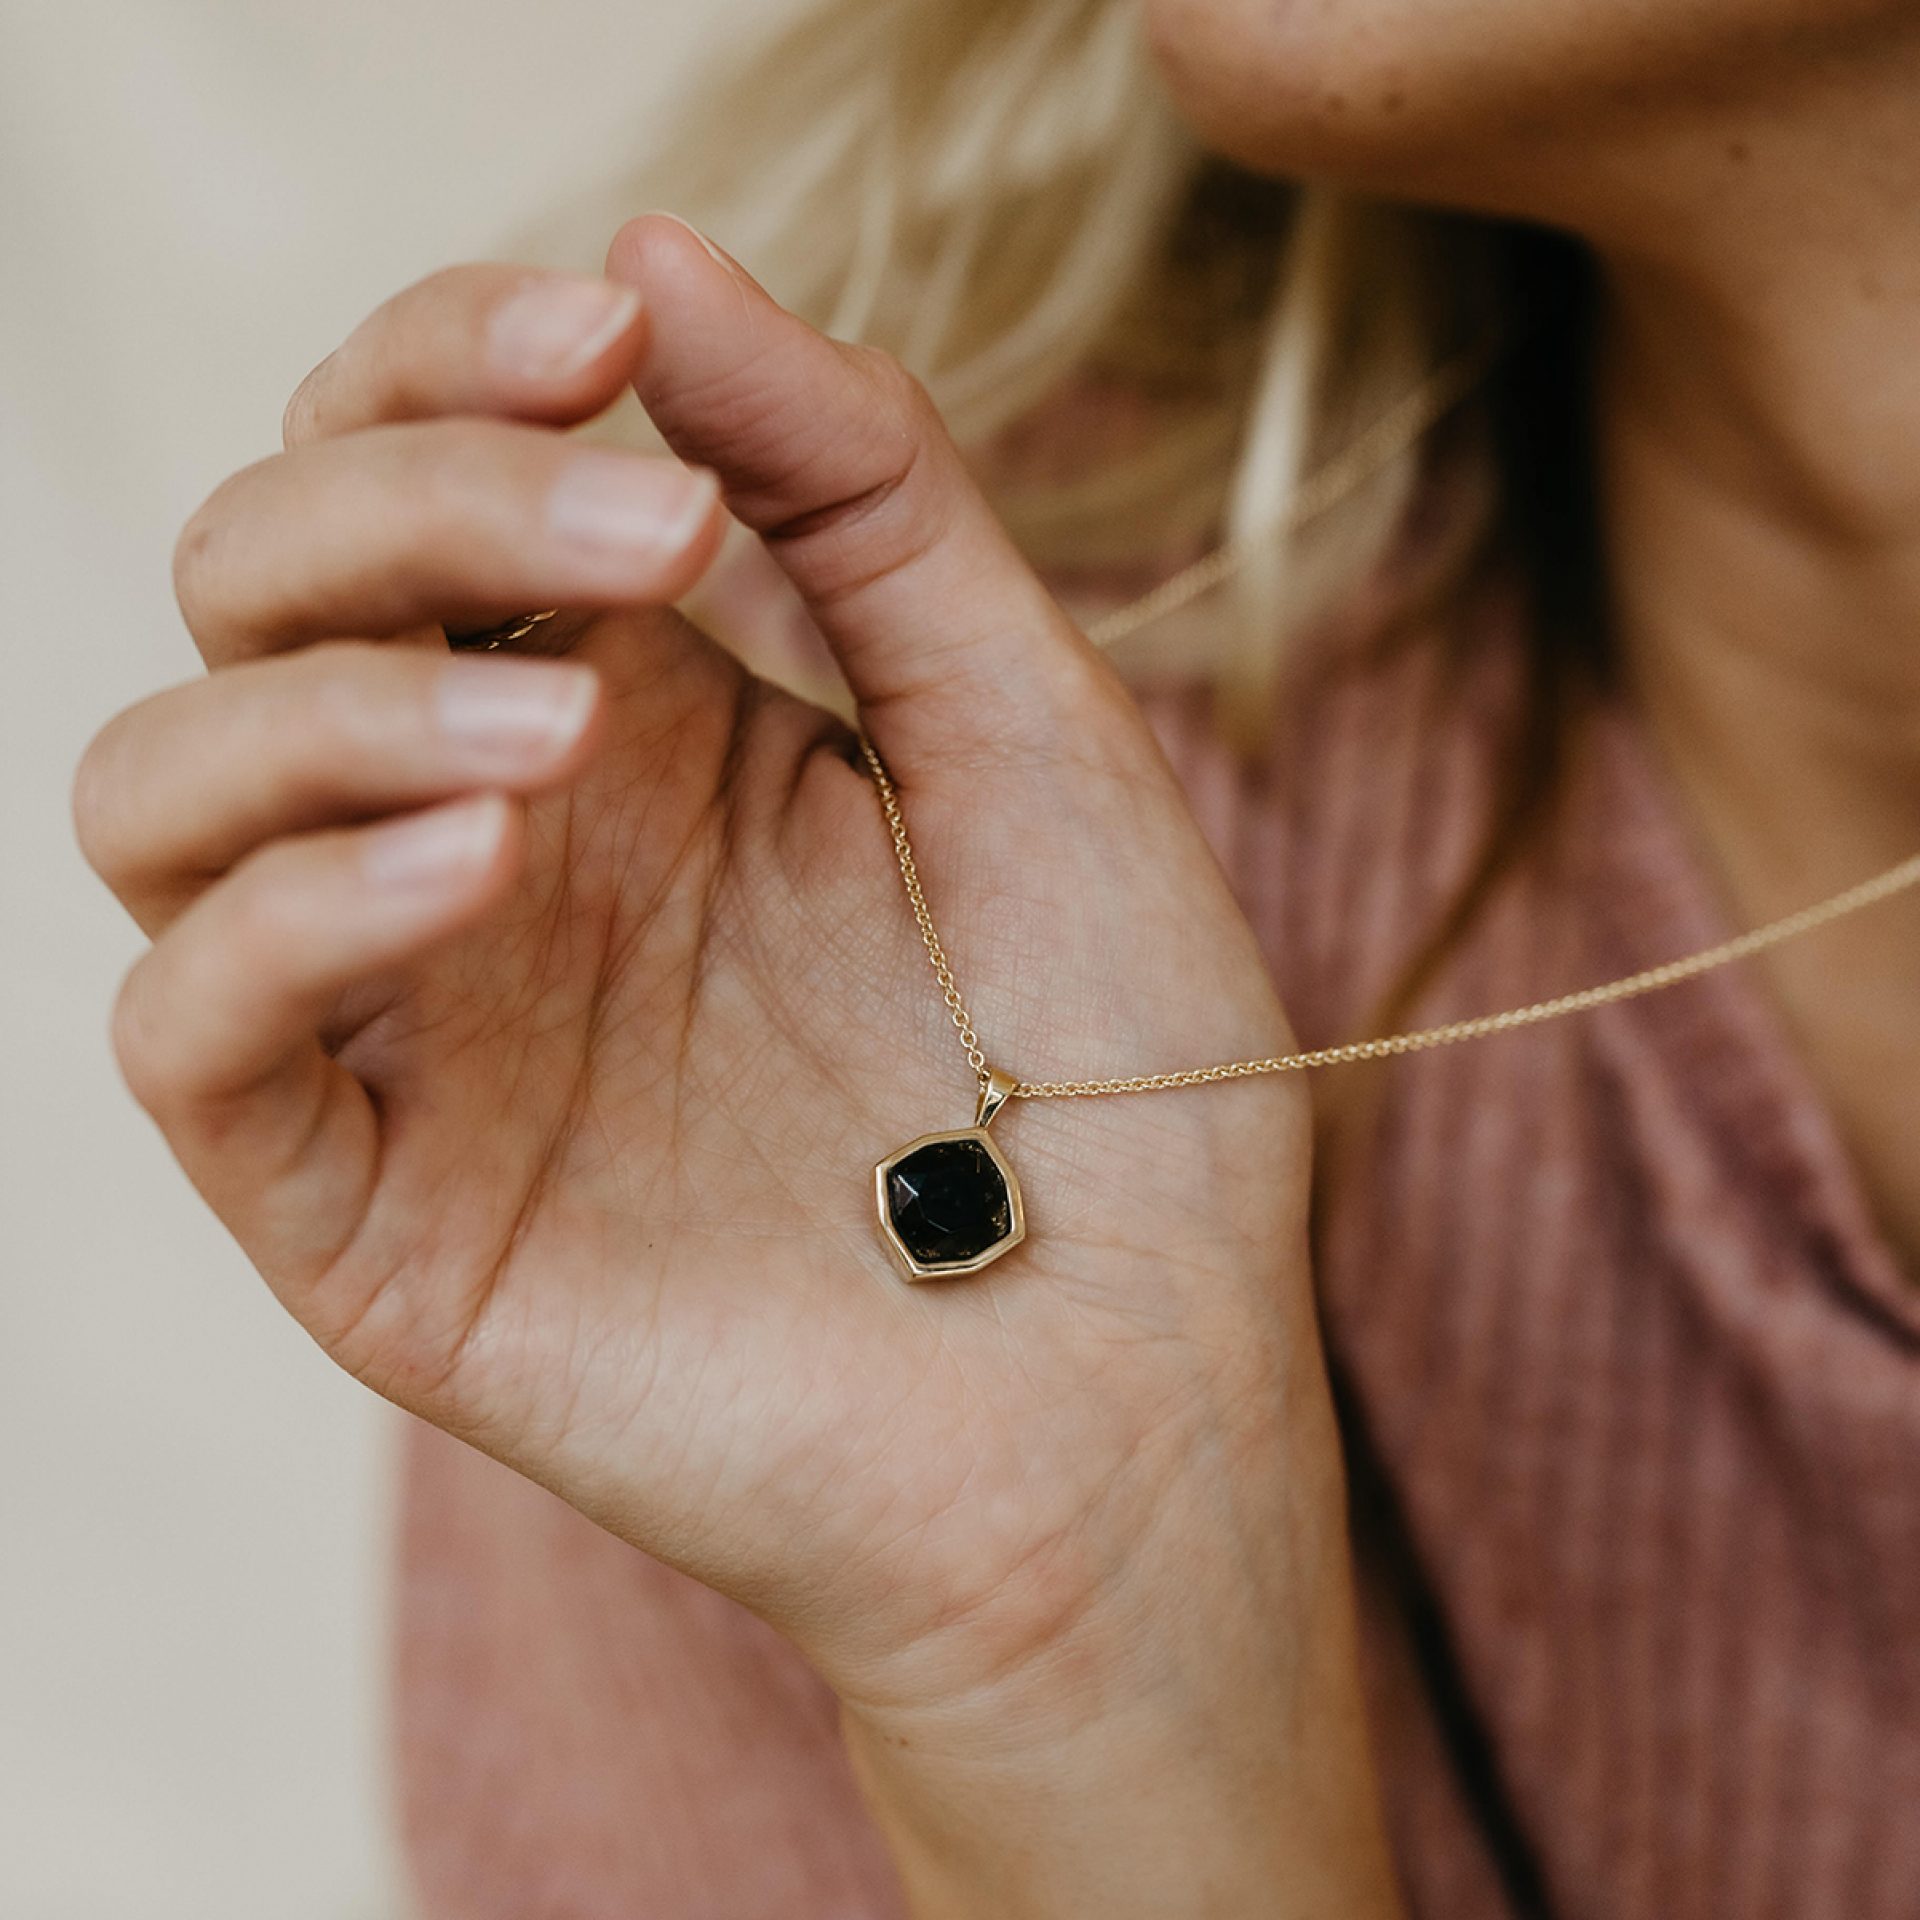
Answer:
[644,211,742,278]
[363,795,507,890]
[488,277,641,381]
[435,657,597,767]
[547,452,720,560]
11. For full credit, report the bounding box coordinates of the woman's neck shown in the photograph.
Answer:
[1588,17,1920,879]
[1587,70,1920,1263]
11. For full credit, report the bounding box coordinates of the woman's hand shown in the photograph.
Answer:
[75,217,1398,1916]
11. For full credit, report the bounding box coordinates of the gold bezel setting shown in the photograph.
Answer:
[874,1124,1026,1281]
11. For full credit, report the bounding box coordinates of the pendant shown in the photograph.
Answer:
[874,1069,1026,1281]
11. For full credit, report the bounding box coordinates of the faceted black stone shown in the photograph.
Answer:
[885,1136,1013,1267]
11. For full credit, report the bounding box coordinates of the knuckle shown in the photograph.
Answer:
[850,341,925,410]
[110,958,174,1113]
[170,463,256,629]
[70,716,131,879]
[281,352,333,449]
[170,502,217,625]
[283,264,491,450]
[763,347,943,570]
[849,342,937,446]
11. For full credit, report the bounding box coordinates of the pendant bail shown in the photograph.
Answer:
[974,1067,1016,1130]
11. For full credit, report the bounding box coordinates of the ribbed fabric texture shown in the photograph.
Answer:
[394,593,1919,1919]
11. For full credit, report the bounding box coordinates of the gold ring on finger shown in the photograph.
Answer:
[444,608,562,652]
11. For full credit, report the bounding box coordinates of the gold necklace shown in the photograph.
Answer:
[859,352,1920,1280]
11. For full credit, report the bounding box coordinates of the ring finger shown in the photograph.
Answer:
[75,642,603,934]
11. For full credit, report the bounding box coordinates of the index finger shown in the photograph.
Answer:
[282,264,650,449]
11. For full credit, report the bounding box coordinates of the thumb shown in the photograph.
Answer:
[604,213,1119,766]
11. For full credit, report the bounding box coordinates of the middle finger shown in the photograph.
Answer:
[174,419,724,666]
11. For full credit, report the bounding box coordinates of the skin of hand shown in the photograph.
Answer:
[74,217,1402,1917]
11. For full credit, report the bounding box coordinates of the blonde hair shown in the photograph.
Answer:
[540,0,1497,750]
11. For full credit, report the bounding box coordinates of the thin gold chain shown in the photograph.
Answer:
[861,731,992,1087]
[858,734,1920,1101]
[854,347,1920,1101]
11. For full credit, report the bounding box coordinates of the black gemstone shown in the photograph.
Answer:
[886,1136,1013,1267]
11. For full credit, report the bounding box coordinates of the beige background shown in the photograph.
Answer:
[0,3,756,1912]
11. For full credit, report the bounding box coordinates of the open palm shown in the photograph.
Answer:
[79,218,1317,1715]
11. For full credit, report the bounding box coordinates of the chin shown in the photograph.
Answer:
[1143,0,1525,200]
[1142,0,1920,219]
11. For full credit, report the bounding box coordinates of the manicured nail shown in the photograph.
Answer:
[644,211,741,277]
[435,657,597,768]
[547,452,720,560]
[488,277,641,381]
[362,795,507,890]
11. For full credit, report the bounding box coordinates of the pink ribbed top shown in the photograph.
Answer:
[394,590,1920,1919]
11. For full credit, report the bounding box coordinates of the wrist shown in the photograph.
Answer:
[836,1397,1404,1920]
